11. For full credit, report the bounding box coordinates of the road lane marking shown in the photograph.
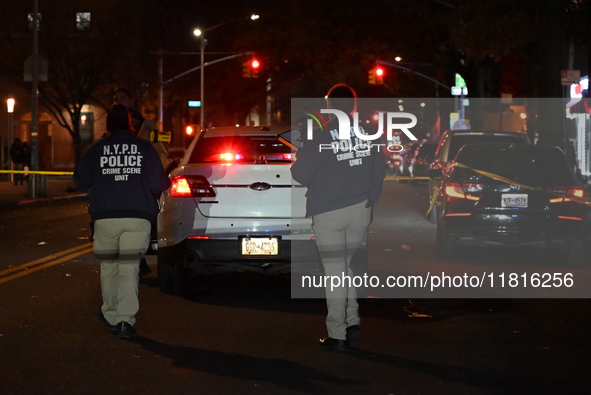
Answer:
[0,243,94,285]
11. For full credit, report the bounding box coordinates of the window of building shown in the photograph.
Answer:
[76,12,91,31]
[27,13,41,31]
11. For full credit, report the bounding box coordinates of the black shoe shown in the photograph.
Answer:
[139,259,152,278]
[117,322,137,339]
[346,325,362,347]
[319,337,350,352]
[98,308,118,332]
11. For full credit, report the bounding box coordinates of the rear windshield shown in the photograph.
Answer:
[189,135,292,163]
[448,134,528,162]
[455,147,571,177]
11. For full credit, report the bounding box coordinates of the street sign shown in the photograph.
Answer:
[455,73,467,87]
[24,55,48,81]
[451,86,468,96]
[561,70,580,85]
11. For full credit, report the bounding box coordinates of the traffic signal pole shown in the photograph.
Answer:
[154,51,254,131]
[376,60,451,91]
[376,60,456,134]
[30,0,39,199]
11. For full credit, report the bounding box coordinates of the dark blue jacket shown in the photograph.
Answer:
[73,129,171,223]
[291,118,387,217]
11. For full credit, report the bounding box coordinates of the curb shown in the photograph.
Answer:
[16,193,88,206]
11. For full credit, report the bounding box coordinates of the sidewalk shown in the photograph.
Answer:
[0,176,87,208]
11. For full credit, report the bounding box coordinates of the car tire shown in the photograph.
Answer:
[427,184,438,224]
[436,227,456,260]
[428,203,437,224]
[157,245,189,296]
[387,166,399,177]
[567,231,587,265]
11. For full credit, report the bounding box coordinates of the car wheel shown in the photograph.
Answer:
[428,203,437,224]
[567,230,587,265]
[157,245,189,296]
[387,165,399,177]
[436,227,456,260]
[427,185,438,224]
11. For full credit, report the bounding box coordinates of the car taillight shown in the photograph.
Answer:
[571,187,584,198]
[444,182,482,201]
[549,186,584,203]
[170,175,216,197]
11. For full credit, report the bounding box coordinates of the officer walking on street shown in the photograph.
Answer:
[113,87,153,278]
[74,104,171,339]
[291,84,386,352]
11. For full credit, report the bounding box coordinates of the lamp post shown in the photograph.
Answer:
[193,28,206,130]
[7,98,15,183]
[193,14,259,130]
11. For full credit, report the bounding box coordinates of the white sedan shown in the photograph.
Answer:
[157,126,319,295]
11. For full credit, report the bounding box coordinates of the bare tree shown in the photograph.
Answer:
[0,0,168,164]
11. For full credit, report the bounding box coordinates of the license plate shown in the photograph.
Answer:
[241,236,279,255]
[501,193,528,208]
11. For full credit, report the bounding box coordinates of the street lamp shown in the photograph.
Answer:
[6,98,15,183]
[193,14,259,130]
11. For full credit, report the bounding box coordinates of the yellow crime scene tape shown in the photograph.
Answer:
[4,170,426,180]
[0,170,74,176]
[424,162,591,217]
[384,175,430,181]
[4,168,588,211]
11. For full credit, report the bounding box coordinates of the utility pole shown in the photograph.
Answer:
[29,0,39,199]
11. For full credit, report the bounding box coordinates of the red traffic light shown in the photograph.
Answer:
[375,67,384,84]
[369,66,384,85]
[243,59,261,77]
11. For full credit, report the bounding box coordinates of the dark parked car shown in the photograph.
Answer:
[431,143,588,263]
[427,129,530,222]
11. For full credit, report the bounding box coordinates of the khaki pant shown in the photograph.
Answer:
[312,200,371,340]
[94,218,151,326]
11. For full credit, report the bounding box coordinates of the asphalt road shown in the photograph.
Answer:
[0,181,590,394]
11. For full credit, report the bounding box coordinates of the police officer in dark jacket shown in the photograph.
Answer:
[113,88,153,277]
[74,104,171,339]
[291,84,386,352]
